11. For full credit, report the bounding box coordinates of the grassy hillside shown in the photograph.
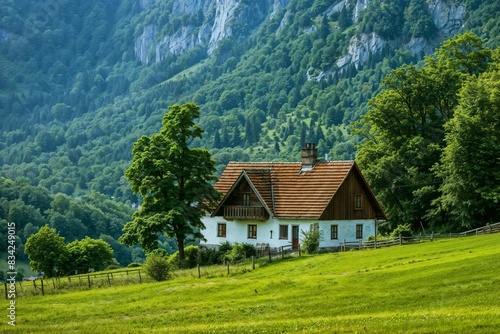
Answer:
[8,233,500,333]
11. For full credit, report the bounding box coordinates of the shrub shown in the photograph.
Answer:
[301,224,324,254]
[149,248,168,257]
[218,241,232,263]
[198,246,221,266]
[106,264,120,270]
[127,262,142,268]
[168,246,199,269]
[143,254,170,282]
[226,242,245,263]
[241,243,256,258]
[390,224,413,238]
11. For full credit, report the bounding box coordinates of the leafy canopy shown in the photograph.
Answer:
[354,32,496,231]
[120,103,220,264]
[25,225,69,277]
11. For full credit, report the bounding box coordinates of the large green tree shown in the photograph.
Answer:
[354,32,493,232]
[436,56,500,228]
[24,225,69,277]
[120,103,220,266]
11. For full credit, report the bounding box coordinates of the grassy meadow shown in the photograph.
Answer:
[5,233,500,333]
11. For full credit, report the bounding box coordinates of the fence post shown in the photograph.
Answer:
[399,234,403,245]
[431,231,434,241]
[268,248,272,262]
[343,239,346,251]
[197,265,201,279]
[87,275,91,289]
[41,279,45,296]
[107,274,111,287]
[52,278,56,289]
[252,256,255,270]
[358,239,362,250]
[138,270,142,283]
[281,246,284,259]
[227,262,230,276]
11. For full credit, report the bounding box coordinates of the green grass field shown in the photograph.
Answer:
[5,233,500,333]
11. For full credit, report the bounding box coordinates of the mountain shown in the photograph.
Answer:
[0,0,499,205]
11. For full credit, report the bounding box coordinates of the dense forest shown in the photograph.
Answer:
[0,0,499,252]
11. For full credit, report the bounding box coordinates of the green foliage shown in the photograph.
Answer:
[168,246,199,269]
[120,103,220,267]
[354,32,496,231]
[225,242,245,263]
[127,262,142,268]
[143,253,171,282]
[66,237,114,274]
[436,61,500,227]
[198,246,221,266]
[24,225,69,277]
[390,224,413,238]
[300,224,324,254]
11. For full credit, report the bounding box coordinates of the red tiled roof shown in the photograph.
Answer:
[214,161,355,218]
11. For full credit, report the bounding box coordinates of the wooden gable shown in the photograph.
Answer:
[320,164,386,220]
[212,170,272,220]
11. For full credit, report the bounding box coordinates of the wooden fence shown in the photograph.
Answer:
[340,221,500,251]
[2,269,144,299]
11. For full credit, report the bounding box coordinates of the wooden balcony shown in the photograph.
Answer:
[223,206,268,220]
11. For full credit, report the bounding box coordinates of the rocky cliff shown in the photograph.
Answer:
[134,0,270,63]
[135,0,466,77]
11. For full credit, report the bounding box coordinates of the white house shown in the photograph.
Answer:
[201,143,387,250]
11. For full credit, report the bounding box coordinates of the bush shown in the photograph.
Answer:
[226,242,245,263]
[218,241,232,263]
[143,254,170,282]
[198,246,221,266]
[149,248,168,257]
[168,246,199,269]
[241,243,256,258]
[301,225,324,254]
[390,224,413,238]
[127,262,142,268]
[106,264,120,270]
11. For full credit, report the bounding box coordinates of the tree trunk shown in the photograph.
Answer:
[177,237,185,269]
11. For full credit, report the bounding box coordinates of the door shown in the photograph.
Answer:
[292,225,299,250]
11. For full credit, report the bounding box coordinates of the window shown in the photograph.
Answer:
[356,224,363,239]
[355,194,363,210]
[217,223,226,237]
[330,224,338,240]
[279,225,288,239]
[248,224,257,239]
[243,193,250,206]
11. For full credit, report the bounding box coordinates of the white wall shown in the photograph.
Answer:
[201,216,376,249]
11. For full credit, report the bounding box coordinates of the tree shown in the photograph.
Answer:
[66,237,114,274]
[436,65,500,228]
[24,225,69,277]
[120,103,220,267]
[353,33,492,231]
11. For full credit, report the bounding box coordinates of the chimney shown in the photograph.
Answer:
[301,143,317,170]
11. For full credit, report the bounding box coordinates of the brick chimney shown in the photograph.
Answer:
[301,143,318,170]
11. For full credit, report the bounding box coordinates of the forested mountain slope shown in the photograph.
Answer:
[0,0,499,207]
